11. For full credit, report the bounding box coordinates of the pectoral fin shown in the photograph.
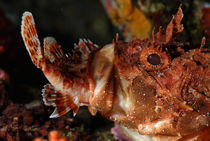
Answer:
[42,84,78,118]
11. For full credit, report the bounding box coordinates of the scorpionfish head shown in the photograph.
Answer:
[110,6,210,136]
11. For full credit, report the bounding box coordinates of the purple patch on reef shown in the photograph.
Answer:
[111,125,132,141]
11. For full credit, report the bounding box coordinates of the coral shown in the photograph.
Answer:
[0,103,115,140]
[34,131,68,141]
[1,1,210,141]
[111,125,131,141]
[0,69,9,110]
[101,0,152,41]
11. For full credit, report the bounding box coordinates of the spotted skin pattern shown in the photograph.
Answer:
[21,6,210,141]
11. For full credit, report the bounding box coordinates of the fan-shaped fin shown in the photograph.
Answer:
[42,84,78,118]
[43,37,64,63]
[21,11,43,68]
[21,11,108,118]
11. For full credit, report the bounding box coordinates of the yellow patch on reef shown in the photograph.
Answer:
[105,0,152,40]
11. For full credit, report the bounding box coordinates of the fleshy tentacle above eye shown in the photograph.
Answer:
[165,5,184,43]
[139,6,184,71]
[152,5,184,44]
[21,12,99,118]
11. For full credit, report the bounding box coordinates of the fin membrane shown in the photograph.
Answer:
[21,12,100,117]
[42,84,78,118]
[43,37,64,63]
[68,38,99,71]
[21,11,43,68]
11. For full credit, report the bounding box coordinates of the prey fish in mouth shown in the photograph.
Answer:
[21,5,210,141]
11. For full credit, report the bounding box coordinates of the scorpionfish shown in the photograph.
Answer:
[21,6,210,141]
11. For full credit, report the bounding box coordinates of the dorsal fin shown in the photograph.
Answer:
[74,38,99,58]
[21,11,43,68]
[21,11,103,118]
[43,37,64,63]
[41,37,99,117]
[67,38,99,71]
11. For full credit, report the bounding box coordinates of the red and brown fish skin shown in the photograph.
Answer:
[21,5,210,140]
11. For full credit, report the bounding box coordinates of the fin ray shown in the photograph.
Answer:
[43,37,64,63]
[21,12,101,117]
[42,84,78,118]
[21,11,43,68]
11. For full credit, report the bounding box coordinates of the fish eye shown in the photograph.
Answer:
[147,53,161,65]
[139,47,170,71]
